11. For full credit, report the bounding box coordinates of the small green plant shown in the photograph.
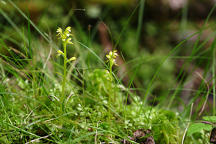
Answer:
[56,26,76,112]
[105,50,118,120]
[187,116,216,143]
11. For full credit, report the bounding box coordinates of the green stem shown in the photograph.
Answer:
[109,63,113,80]
[61,42,67,112]
[213,45,215,116]
[109,62,113,120]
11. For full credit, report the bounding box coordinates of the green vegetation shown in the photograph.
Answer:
[0,0,216,143]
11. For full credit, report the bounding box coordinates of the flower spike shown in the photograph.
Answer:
[56,26,73,45]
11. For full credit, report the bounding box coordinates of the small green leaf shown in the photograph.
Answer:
[187,123,212,136]
[203,116,216,123]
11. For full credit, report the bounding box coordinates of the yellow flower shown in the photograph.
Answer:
[66,38,73,45]
[67,57,76,62]
[56,26,73,45]
[56,27,63,38]
[57,50,64,56]
[106,50,118,66]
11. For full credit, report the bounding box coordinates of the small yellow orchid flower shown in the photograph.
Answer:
[56,26,73,45]
[56,26,77,113]
[67,57,76,63]
[57,50,64,57]
[106,50,118,66]
[106,50,118,81]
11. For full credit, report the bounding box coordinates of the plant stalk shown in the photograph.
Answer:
[213,45,216,116]
[108,62,113,120]
[61,42,67,112]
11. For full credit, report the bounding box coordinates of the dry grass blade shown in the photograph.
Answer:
[195,72,210,116]
[181,103,194,144]
[25,134,52,144]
